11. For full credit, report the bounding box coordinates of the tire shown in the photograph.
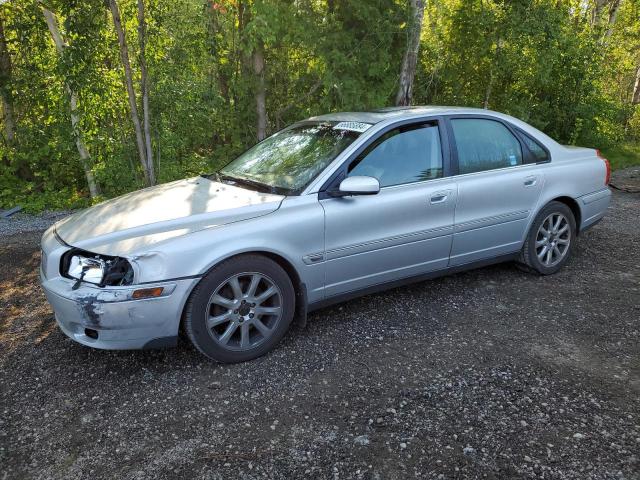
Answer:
[519,201,576,275]
[183,254,295,363]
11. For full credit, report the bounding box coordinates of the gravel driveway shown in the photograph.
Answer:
[1,190,639,480]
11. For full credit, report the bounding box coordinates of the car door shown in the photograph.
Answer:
[319,119,458,298]
[447,116,545,266]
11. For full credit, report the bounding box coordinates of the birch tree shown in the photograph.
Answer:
[137,0,154,180]
[395,0,426,106]
[591,0,608,25]
[603,0,622,40]
[40,6,100,198]
[633,64,640,104]
[108,0,155,186]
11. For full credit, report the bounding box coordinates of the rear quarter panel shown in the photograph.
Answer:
[532,147,610,233]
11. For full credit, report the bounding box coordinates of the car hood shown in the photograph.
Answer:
[55,177,284,255]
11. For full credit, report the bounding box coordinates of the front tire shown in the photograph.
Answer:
[519,201,576,275]
[184,254,295,363]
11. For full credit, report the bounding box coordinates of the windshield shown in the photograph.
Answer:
[218,122,365,194]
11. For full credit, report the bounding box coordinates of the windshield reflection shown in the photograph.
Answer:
[219,123,363,194]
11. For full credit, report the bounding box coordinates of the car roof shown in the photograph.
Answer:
[308,105,562,151]
[308,106,494,124]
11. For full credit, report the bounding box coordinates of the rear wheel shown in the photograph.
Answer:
[519,201,576,275]
[184,255,295,362]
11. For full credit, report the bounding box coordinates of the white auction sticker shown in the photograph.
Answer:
[333,121,372,133]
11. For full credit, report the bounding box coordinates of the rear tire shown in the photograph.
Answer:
[519,201,576,275]
[184,254,295,363]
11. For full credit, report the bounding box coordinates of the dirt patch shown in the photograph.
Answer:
[1,191,639,479]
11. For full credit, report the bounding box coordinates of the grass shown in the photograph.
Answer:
[599,142,640,171]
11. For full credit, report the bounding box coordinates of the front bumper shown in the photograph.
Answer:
[41,273,198,350]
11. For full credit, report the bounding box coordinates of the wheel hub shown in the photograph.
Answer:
[238,303,251,316]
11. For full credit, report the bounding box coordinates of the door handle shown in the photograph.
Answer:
[524,176,537,187]
[430,192,448,204]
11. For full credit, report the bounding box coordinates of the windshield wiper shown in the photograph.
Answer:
[209,172,281,195]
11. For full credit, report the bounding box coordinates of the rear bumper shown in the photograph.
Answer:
[41,274,198,350]
[578,188,611,232]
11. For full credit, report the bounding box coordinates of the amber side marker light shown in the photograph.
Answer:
[132,287,164,299]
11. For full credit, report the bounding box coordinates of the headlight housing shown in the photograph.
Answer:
[61,250,134,287]
[67,255,106,284]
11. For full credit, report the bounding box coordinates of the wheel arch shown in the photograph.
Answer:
[180,249,308,330]
[549,196,582,234]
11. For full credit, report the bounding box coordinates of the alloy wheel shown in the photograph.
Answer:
[205,272,283,351]
[535,213,571,267]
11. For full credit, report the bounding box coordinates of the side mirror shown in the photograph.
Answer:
[333,176,380,197]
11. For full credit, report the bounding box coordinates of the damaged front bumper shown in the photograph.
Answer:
[41,273,198,350]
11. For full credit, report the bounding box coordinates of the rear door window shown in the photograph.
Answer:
[451,118,523,174]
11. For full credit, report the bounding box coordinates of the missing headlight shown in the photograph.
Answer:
[102,257,134,286]
[61,250,134,287]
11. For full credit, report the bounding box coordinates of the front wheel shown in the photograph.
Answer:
[519,201,576,275]
[183,254,295,363]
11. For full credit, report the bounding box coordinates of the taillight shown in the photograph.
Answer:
[596,149,611,186]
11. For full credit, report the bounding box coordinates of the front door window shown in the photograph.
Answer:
[348,123,443,186]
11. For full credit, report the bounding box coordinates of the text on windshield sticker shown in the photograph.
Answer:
[333,121,372,133]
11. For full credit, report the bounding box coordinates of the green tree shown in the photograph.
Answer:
[0,0,638,212]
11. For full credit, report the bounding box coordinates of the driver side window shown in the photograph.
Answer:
[348,123,443,187]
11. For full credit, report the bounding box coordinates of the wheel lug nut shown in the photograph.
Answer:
[249,313,254,318]
[251,303,255,307]
[233,310,238,314]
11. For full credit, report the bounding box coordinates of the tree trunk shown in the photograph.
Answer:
[41,6,100,198]
[484,38,502,110]
[591,0,607,25]
[604,0,622,39]
[69,89,99,197]
[483,74,493,110]
[0,13,15,145]
[252,43,267,141]
[395,0,426,107]
[137,0,155,184]
[632,64,640,104]
[108,0,154,186]
[207,6,231,104]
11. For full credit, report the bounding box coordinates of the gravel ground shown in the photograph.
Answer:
[0,210,72,237]
[1,189,639,480]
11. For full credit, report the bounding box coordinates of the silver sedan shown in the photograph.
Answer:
[40,107,612,362]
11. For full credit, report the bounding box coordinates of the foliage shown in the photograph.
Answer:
[601,141,640,170]
[417,0,639,148]
[0,0,639,212]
